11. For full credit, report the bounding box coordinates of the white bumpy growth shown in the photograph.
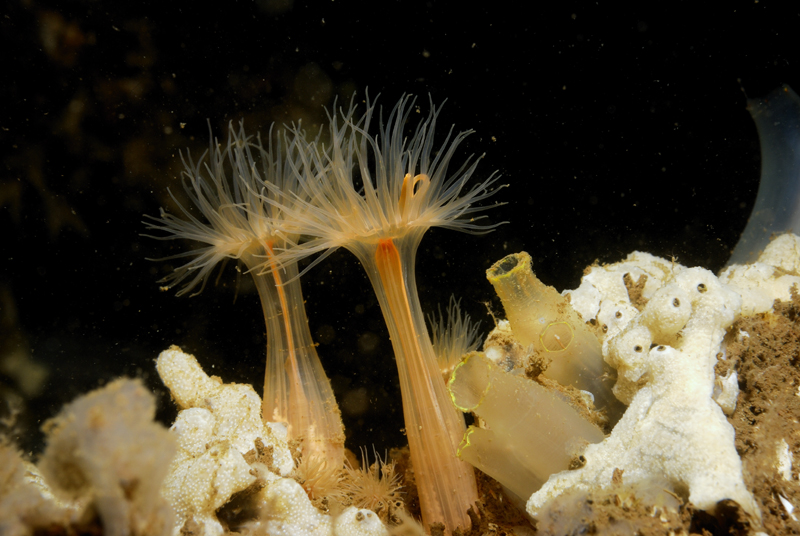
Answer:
[156,346,392,536]
[525,235,800,520]
[528,265,760,518]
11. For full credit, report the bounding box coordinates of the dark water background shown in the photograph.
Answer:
[1,1,796,456]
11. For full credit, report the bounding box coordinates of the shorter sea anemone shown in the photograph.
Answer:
[428,295,483,381]
[143,121,345,495]
[336,448,404,523]
[292,447,345,507]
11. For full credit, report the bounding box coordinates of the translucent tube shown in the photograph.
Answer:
[728,85,800,265]
[449,352,604,500]
[487,252,624,420]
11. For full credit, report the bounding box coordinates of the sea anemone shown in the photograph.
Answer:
[337,448,404,522]
[263,94,505,533]
[143,122,345,491]
[428,295,483,381]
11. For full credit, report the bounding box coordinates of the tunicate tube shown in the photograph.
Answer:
[728,85,800,265]
[449,352,604,500]
[487,252,624,420]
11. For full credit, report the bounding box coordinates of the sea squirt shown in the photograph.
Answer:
[486,252,625,422]
[729,84,800,265]
[448,351,604,502]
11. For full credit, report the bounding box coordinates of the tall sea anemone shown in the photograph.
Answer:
[264,94,505,533]
[143,123,345,493]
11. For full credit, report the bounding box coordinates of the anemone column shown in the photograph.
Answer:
[243,243,345,487]
[348,232,478,533]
